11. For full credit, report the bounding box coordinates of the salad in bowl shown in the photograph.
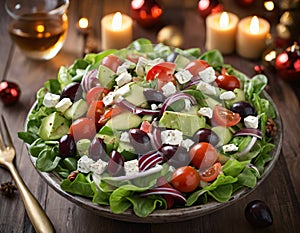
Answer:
[19,38,280,219]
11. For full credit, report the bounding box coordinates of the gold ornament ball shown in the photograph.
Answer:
[157,26,184,47]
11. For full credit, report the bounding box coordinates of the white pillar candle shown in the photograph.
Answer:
[101,12,133,50]
[237,16,270,59]
[205,12,239,55]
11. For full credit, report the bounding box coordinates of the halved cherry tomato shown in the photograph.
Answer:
[70,117,97,141]
[171,166,200,193]
[86,100,105,129]
[215,68,240,91]
[101,54,123,72]
[212,105,241,127]
[98,107,123,125]
[146,62,176,82]
[86,86,110,105]
[199,162,222,182]
[140,120,152,133]
[184,60,210,76]
[189,142,218,171]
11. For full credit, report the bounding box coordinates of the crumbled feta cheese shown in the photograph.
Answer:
[175,70,193,84]
[180,138,194,151]
[55,98,72,113]
[115,83,131,97]
[115,72,132,87]
[151,103,159,110]
[161,130,183,145]
[124,159,139,176]
[222,144,239,153]
[244,115,259,129]
[43,93,60,108]
[89,159,108,175]
[184,99,191,111]
[198,67,216,83]
[196,81,217,95]
[136,57,148,76]
[116,65,127,75]
[198,107,213,119]
[102,91,116,106]
[220,91,236,100]
[162,82,176,97]
[120,131,131,143]
[116,60,135,75]
[77,155,94,173]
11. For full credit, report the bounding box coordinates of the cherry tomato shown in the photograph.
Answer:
[184,60,210,76]
[189,142,218,170]
[101,54,123,72]
[140,120,152,133]
[215,68,240,91]
[98,107,123,125]
[70,117,97,141]
[146,62,176,82]
[212,105,241,127]
[171,166,200,193]
[86,100,105,129]
[199,162,222,182]
[86,86,109,105]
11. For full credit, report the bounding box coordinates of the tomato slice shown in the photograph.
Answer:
[171,166,200,193]
[70,117,97,141]
[146,62,176,82]
[199,162,222,182]
[86,100,105,129]
[212,105,241,127]
[215,68,240,91]
[101,54,123,72]
[189,142,218,170]
[184,60,210,76]
[86,86,110,105]
[98,107,123,125]
[140,120,152,133]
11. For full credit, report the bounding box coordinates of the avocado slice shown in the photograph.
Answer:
[106,111,142,130]
[98,65,116,90]
[64,99,88,120]
[174,54,191,70]
[211,126,232,146]
[38,112,70,140]
[123,83,147,107]
[159,111,206,137]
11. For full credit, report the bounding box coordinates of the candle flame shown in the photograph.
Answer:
[112,12,122,30]
[78,17,89,29]
[198,0,210,10]
[250,16,259,34]
[264,1,274,11]
[36,24,45,33]
[219,12,229,28]
[131,0,144,9]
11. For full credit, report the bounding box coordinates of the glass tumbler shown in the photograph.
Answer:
[5,0,69,60]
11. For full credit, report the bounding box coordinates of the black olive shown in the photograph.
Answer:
[245,200,273,228]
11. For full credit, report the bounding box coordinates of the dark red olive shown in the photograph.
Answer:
[60,82,82,102]
[245,200,273,228]
[107,151,125,176]
[165,146,191,168]
[193,128,220,146]
[88,137,108,161]
[160,144,179,161]
[143,88,166,105]
[231,101,257,119]
[129,128,152,154]
[59,134,76,158]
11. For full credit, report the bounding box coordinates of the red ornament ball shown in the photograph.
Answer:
[130,0,163,28]
[197,0,223,19]
[234,0,255,7]
[275,42,300,81]
[0,81,21,105]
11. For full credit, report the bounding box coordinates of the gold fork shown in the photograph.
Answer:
[0,115,55,233]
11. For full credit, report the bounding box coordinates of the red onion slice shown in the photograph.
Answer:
[237,136,257,157]
[81,69,100,93]
[116,98,160,116]
[234,128,262,140]
[139,151,163,172]
[140,186,186,203]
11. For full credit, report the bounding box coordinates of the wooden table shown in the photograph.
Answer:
[1,1,299,232]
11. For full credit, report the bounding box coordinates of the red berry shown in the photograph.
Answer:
[0,81,21,105]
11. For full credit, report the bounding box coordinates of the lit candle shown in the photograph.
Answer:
[237,16,270,59]
[205,12,239,54]
[101,12,133,50]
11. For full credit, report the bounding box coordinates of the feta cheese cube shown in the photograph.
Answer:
[115,83,131,97]
[180,138,194,151]
[55,98,72,113]
[43,93,60,108]
[198,67,216,83]
[115,72,132,87]
[162,82,176,97]
[161,130,183,145]
[151,103,159,110]
[136,57,148,76]
[222,144,239,153]
[220,91,236,100]
[175,70,193,84]
[198,107,213,119]
[89,159,108,175]
[244,115,259,129]
[102,91,116,106]
[124,159,139,176]
[77,155,94,173]
[116,60,135,75]
[196,81,217,95]
[120,131,131,143]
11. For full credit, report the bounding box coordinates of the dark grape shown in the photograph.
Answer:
[160,144,179,161]
[231,101,257,119]
[60,82,82,102]
[143,88,166,105]
[107,151,125,176]
[129,128,152,154]
[88,137,108,161]
[193,128,220,146]
[245,200,273,228]
[166,146,190,168]
[59,134,76,158]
